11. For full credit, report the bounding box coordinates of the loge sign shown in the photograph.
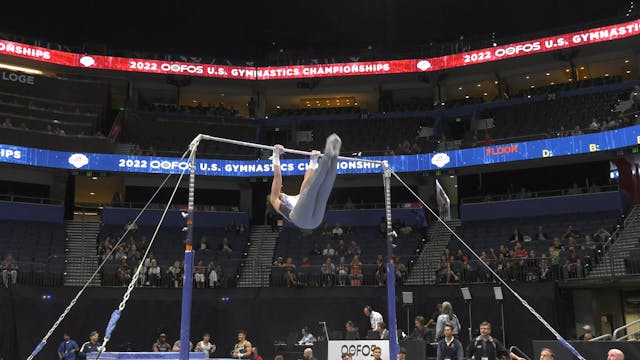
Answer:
[0,20,639,80]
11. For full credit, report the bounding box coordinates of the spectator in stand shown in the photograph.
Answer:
[411,143,421,154]
[552,237,564,251]
[563,225,579,240]
[1,255,18,288]
[114,245,127,262]
[436,254,457,284]
[168,260,183,288]
[593,227,611,244]
[589,117,601,131]
[208,260,222,288]
[310,243,323,257]
[124,219,138,234]
[199,235,209,252]
[538,254,550,280]
[322,242,336,258]
[172,339,193,352]
[347,240,362,258]
[194,259,206,289]
[384,146,394,156]
[332,223,344,239]
[578,325,593,340]
[281,257,298,287]
[395,257,408,283]
[219,237,233,256]
[564,247,583,278]
[117,257,131,285]
[321,257,335,287]
[336,239,348,258]
[548,246,562,280]
[336,256,349,286]
[509,228,524,243]
[375,255,386,287]
[349,256,363,286]
[321,222,331,237]
[147,258,161,287]
[533,225,549,241]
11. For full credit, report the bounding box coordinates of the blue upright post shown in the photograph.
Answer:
[179,148,197,360]
[383,166,399,360]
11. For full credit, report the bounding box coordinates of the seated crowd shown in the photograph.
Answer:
[436,223,612,284]
[272,220,419,288]
[98,219,246,288]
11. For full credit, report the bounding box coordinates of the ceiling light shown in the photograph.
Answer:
[465,95,470,99]
[525,76,530,79]
[605,73,609,77]
[545,73,551,76]
[0,63,43,75]
[580,66,585,70]
[565,69,570,72]
[354,102,358,105]
[476,84,481,87]
[583,76,588,79]
[483,92,488,96]
[92,177,98,180]
[89,192,95,196]
[494,80,499,84]
[530,85,535,88]
[625,59,630,63]
[276,105,280,109]
[550,82,555,85]
[627,70,632,74]
[458,86,463,90]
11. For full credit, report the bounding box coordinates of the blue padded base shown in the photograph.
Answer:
[96,353,207,360]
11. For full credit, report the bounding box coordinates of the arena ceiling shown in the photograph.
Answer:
[1,0,635,60]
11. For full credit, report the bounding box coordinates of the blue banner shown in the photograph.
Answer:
[1,126,639,176]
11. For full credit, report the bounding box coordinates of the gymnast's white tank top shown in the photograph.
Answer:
[278,194,299,221]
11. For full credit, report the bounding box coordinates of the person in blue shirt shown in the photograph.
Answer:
[58,333,79,360]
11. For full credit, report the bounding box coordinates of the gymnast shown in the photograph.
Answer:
[269,133,341,229]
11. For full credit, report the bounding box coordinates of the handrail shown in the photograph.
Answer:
[615,330,640,341]
[589,334,612,341]
[461,185,620,204]
[613,318,640,340]
[509,346,532,360]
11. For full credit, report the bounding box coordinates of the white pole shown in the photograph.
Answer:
[197,134,386,165]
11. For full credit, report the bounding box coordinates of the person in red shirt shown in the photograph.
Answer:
[251,347,263,360]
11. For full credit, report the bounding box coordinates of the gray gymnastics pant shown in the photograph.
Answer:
[290,134,342,229]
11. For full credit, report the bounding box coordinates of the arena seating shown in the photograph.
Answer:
[99,224,248,287]
[271,224,420,287]
[119,111,259,159]
[0,220,66,285]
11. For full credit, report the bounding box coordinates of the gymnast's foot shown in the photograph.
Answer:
[325,133,342,156]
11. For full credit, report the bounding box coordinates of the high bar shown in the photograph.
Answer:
[194,134,387,166]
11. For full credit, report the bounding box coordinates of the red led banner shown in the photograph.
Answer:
[0,19,638,80]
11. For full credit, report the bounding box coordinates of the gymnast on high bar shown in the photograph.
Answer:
[268,133,342,229]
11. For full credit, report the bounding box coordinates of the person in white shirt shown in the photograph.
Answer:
[364,306,384,331]
[194,333,216,358]
[298,326,317,345]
